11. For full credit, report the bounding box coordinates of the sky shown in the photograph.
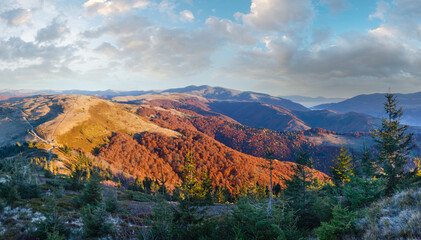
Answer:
[1,0,421,97]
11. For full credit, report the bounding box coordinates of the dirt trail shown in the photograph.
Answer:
[19,108,56,162]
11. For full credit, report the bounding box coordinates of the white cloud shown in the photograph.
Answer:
[369,1,390,21]
[94,42,120,58]
[368,26,393,38]
[225,30,421,96]
[83,0,149,16]
[36,17,70,43]
[84,15,221,76]
[179,10,194,22]
[0,8,32,26]
[205,16,257,45]
[237,0,314,32]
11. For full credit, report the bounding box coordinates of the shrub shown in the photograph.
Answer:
[0,183,11,198]
[105,196,118,213]
[7,185,21,205]
[230,198,300,240]
[343,177,386,210]
[0,199,5,212]
[17,183,40,199]
[35,212,70,240]
[81,205,113,238]
[315,205,356,240]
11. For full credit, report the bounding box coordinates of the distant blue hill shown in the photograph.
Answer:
[314,92,421,126]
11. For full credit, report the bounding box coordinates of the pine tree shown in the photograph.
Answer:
[331,146,354,186]
[180,152,198,203]
[81,173,102,206]
[178,152,213,205]
[358,143,377,179]
[284,151,319,229]
[214,186,226,203]
[198,168,213,205]
[258,148,275,215]
[284,150,313,203]
[372,93,413,192]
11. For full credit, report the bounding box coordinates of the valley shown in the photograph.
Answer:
[0,86,420,240]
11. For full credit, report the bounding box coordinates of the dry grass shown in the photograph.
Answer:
[1,95,180,151]
[355,187,421,240]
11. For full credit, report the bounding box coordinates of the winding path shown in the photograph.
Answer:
[19,109,56,162]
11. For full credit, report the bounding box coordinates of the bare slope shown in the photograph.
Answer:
[1,95,180,151]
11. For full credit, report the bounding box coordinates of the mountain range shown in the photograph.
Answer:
[314,92,421,126]
[281,95,346,107]
[1,85,420,184]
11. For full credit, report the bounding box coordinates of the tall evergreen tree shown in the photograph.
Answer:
[178,152,213,205]
[284,150,313,203]
[259,148,275,215]
[331,146,354,186]
[372,93,413,192]
[284,150,319,229]
[180,152,198,203]
[81,173,102,206]
[358,143,377,179]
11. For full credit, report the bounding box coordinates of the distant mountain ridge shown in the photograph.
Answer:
[281,95,346,107]
[314,92,421,126]
[162,85,309,111]
[1,85,309,111]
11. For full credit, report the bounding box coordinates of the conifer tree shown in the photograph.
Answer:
[199,168,213,205]
[358,143,377,179]
[284,150,318,229]
[372,93,413,192]
[178,152,213,205]
[214,186,226,203]
[180,152,198,203]
[331,146,354,186]
[259,148,275,215]
[284,150,313,203]
[81,173,102,206]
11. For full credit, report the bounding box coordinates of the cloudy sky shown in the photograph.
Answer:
[1,0,421,97]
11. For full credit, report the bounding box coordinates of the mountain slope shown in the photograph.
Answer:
[1,94,329,192]
[162,85,309,111]
[0,95,180,150]
[116,93,380,133]
[136,100,373,173]
[314,92,421,126]
[98,130,329,192]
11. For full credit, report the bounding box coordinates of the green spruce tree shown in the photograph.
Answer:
[81,173,102,206]
[331,146,354,186]
[372,93,413,192]
[284,150,314,201]
[258,148,275,215]
[358,143,377,179]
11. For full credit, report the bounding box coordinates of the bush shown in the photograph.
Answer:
[105,196,118,213]
[0,183,11,198]
[142,199,176,240]
[35,212,70,240]
[315,205,356,240]
[343,177,386,210]
[7,185,21,204]
[230,198,300,240]
[0,199,5,212]
[81,205,113,238]
[17,183,40,199]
